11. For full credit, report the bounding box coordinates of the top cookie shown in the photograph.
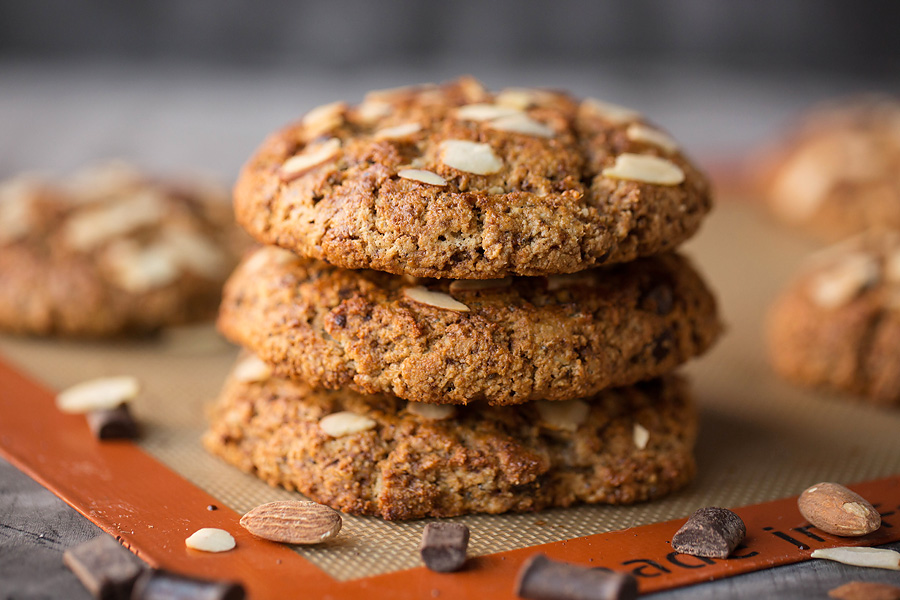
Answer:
[758,96,900,240]
[235,77,712,279]
[0,162,246,337]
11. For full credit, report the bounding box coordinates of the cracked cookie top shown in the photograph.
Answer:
[235,76,712,279]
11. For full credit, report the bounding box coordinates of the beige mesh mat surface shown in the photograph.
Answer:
[2,200,900,582]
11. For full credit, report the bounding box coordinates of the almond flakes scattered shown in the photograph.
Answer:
[404,286,471,312]
[233,355,273,383]
[633,423,650,449]
[602,153,685,186]
[488,113,555,138]
[580,97,642,124]
[374,122,422,140]
[56,376,140,414]
[319,411,377,437]
[439,140,503,175]
[280,138,341,181]
[185,528,235,553]
[398,169,447,186]
[535,399,590,432]
[626,123,679,153]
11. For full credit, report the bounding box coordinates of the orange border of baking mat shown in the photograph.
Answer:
[1,354,899,598]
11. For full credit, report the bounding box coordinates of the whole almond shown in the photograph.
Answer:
[240,500,342,545]
[798,482,881,536]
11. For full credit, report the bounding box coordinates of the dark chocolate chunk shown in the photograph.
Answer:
[87,405,138,440]
[131,570,245,600]
[515,554,638,600]
[672,507,746,558]
[62,535,143,600]
[420,522,469,573]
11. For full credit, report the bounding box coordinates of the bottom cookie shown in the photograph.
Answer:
[204,356,697,520]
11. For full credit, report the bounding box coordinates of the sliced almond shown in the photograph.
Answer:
[64,161,145,201]
[56,376,140,414]
[233,355,272,383]
[103,240,180,293]
[240,500,342,545]
[302,101,347,139]
[398,169,447,186]
[535,399,590,432]
[495,88,541,110]
[811,547,900,570]
[355,100,393,123]
[456,103,523,122]
[161,229,227,279]
[280,138,341,181]
[374,122,422,140]
[449,278,512,292]
[319,411,377,437]
[0,178,37,244]
[626,123,679,153]
[407,402,456,420]
[633,423,650,449]
[488,114,555,138]
[63,190,166,250]
[185,528,235,552]
[580,97,642,124]
[808,252,879,309]
[404,286,470,312]
[439,140,503,175]
[601,153,685,186]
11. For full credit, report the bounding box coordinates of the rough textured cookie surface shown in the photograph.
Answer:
[768,230,900,406]
[204,355,697,520]
[218,246,721,405]
[758,96,900,240]
[0,162,246,337]
[235,77,712,279]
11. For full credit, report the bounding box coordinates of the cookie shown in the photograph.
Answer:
[204,354,697,520]
[234,77,712,279]
[0,162,246,337]
[758,96,900,240]
[767,230,900,406]
[217,246,721,405]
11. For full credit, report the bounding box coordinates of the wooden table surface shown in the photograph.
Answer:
[2,61,900,599]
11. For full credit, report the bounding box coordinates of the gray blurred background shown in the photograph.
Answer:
[1,0,899,178]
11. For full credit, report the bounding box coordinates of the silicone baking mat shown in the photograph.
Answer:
[2,199,900,590]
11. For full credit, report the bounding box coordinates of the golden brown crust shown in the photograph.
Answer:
[217,247,721,405]
[0,163,247,337]
[234,77,712,279]
[767,231,900,406]
[204,359,697,520]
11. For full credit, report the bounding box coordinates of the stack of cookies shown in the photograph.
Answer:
[204,77,721,520]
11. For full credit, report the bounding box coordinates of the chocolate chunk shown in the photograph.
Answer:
[131,570,245,600]
[62,535,143,600]
[420,522,469,572]
[672,507,746,558]
[87,405,138,440]
[515,554,638,600]
[640,282,674,315]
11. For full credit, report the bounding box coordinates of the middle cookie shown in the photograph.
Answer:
[219,247,721,405]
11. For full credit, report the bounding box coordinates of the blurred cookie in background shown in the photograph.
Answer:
[756,96,900,241]
[0,161,247,337]
[767,230,900,407]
